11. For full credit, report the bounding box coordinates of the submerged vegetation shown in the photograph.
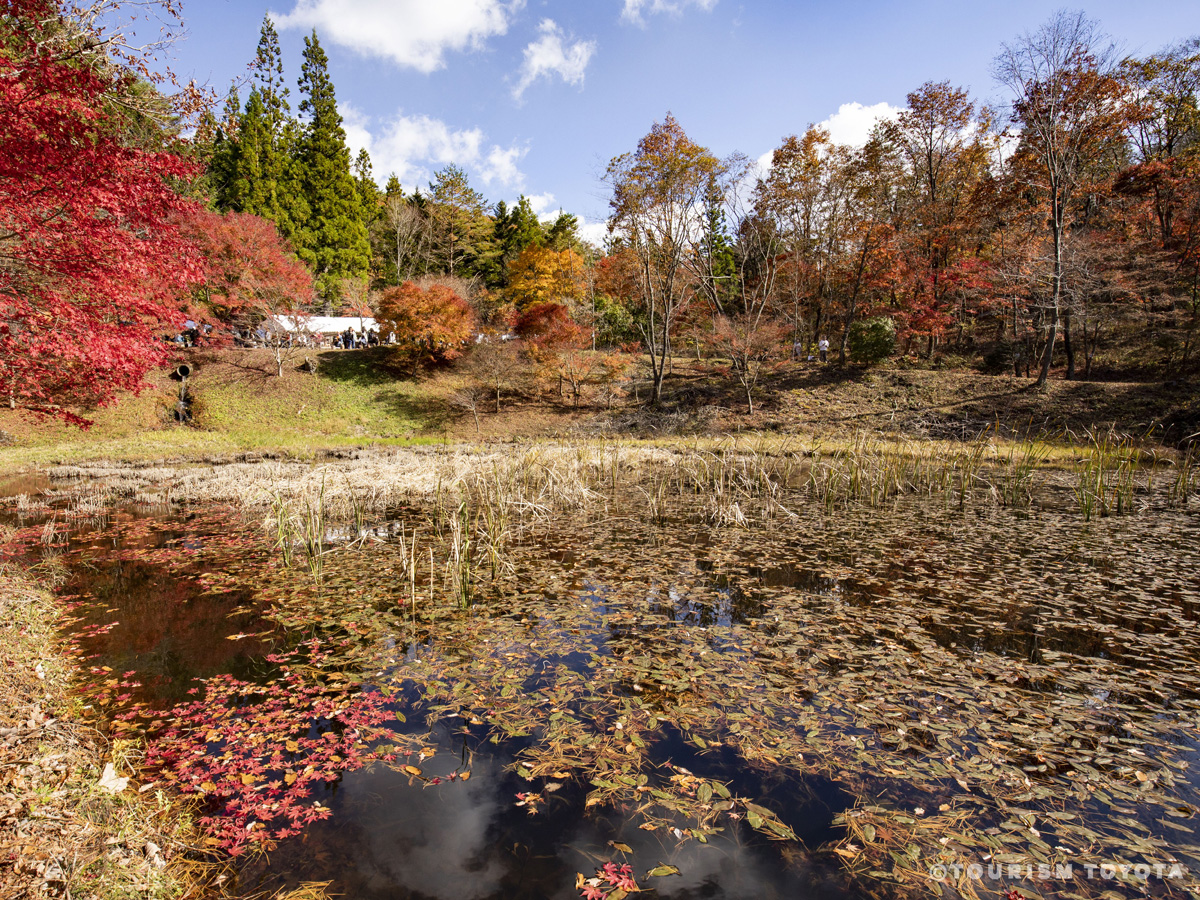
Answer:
[2,430,1198,899]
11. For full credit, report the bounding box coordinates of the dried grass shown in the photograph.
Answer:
[0,567,234,900]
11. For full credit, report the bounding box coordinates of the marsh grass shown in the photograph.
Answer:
[804,432,992,509]
[299,486,326,581]
[267,480,329,579]
[1074,428,1140,520]
[445,500,474,608]
[1168,444,1198,507]
[998,437,1052,507]
[31,431,1194,579]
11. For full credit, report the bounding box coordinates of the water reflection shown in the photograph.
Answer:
[243,739,852,900]
[15,486,1200,900]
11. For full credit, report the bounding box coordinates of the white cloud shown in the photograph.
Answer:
[753,102,904,179]
[340,102,375,164]
[815,101,903,148]
[525,192,557,219]
[479,144,526,187]
[513,19,596,99]
[754,148,774,179]
[271,0,522,73]
[340,103,527,192]
[578,218,609,248]
[621,0,717,26]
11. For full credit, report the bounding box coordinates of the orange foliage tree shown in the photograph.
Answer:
[374,282,475,369]
[505,245,587,311]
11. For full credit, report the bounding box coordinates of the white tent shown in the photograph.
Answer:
[268,315,378,335]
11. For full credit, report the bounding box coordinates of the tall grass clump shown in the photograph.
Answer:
[998,438,1051,507]
[269,490,295,569]
[806,433,914,509]
[1075,429,1139,520]
[1168,444,1198,507]
[267,479,328,579]
[445,499,474,608]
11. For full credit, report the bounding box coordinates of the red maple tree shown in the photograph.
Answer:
[180,209,315,331]
[513,302,585,350]
[0,0,203,424]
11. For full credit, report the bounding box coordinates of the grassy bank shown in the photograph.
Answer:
[2,348,1197,474]
[0,348,446,469]
[0,560,228,900]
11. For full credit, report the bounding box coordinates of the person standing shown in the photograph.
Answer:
[818,336,829,363]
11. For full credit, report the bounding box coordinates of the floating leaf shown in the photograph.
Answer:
[646,865,681,877]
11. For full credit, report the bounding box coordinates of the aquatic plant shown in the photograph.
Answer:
[268,489,295,568]
[135,641,409,856]
[1167,443,1197,507]
[445,499,474,607]
[998,437,1050,507]
[1075,428,1139,520]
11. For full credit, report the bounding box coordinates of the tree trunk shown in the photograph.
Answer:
[1035,220,1063,388]
[1063,310,1075,380]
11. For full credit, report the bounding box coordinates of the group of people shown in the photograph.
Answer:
[173,325,397,350]
[166,322,210,347]
[332,328,386,349]
[793,336,832,362]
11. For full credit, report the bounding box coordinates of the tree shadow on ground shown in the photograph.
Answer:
[950,377,1198,442]
[314,349,459,432]
[309,348,400,386]
[773,362,875,392]
[189,349,277,388]
[370,387,457,433]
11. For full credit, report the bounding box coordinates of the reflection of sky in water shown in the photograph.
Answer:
[48,493,1200,900]
[263,740,852,900]
[560,822,848,900]
[343,760,506,899]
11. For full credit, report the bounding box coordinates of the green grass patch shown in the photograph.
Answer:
[0,348,446,468]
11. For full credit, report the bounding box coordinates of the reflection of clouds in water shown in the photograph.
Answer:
[642,839,775,898]
[347,758,505,899]
[562,816,839,900]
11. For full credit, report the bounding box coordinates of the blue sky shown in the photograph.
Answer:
[166,0,1197,243]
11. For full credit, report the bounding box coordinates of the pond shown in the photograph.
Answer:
[4,447,1200,900]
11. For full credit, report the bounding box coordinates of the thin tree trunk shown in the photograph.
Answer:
[1036,221,1063,388]
[1063,310,1075,380]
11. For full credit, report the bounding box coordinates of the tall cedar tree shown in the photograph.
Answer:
[428,165,491,279]
[209,86,242,210]
[355,149,382,229]
[489,196,546,288]
[294,31,370,303]
[697,176,737,315]
[0,0,202,423]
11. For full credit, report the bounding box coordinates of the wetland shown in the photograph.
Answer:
[3,436,1199,900]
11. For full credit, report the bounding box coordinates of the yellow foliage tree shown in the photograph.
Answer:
[505,245,587,311]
